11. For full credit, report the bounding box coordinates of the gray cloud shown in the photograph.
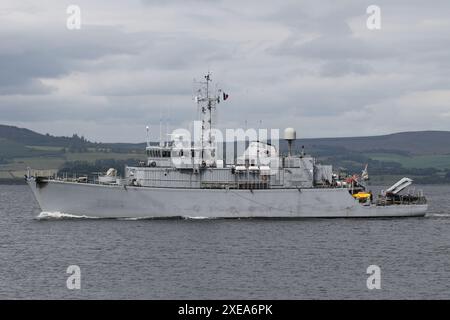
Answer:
[0,25,144,95]
[319,60,373,77]
[0,0,449,142]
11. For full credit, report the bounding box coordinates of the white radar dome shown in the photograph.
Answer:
[284,128,296,141]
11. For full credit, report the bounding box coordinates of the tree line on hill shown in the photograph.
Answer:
[2,124,450,183]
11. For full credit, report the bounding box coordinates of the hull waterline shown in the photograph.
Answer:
[27,179,428,219]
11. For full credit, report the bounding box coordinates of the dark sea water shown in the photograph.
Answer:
[0,184,449,299]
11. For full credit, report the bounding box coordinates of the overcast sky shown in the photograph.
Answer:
[1,0,449,142]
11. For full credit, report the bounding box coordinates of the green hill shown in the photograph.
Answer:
[2,123,450,156]
[0,124,82,147]
[0,125,146,181]
[1,124,450,184]
[297,131,450,155]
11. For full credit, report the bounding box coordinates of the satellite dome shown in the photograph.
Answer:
[284,127,296,141]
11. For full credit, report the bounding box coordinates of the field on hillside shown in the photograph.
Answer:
[364,153,450,169]
[0,150,146,178]
[1,124,450,183]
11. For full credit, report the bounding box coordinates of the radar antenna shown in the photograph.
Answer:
[193,72,225,166]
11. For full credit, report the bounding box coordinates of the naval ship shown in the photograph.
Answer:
[26,74,427,219]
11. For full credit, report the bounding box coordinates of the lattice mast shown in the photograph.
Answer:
[194,72,223,166]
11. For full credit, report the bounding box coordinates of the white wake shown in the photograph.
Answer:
[429,213,450,218]
[36,211,100,220]
[183,216,215,220]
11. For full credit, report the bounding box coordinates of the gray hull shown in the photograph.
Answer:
[27,180,427,218]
